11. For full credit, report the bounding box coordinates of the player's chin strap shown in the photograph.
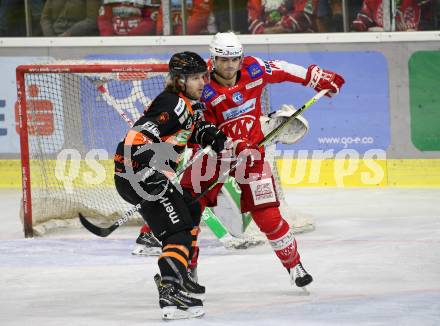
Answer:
[79,145,212,237]
[191,89,329,203]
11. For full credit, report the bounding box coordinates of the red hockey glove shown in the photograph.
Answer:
[303,64,345,97]
[233,139,260,168]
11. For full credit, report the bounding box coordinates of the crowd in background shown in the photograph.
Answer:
[0,0,438,37]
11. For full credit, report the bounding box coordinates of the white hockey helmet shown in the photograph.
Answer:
[209,32,243,62]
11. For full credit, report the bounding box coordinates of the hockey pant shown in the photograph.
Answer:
[181,158,300,270]
[114,174,202,284]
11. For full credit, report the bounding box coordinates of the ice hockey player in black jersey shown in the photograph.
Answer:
[114,51,227,320]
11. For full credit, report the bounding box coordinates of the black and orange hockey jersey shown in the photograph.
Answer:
[114,90,199,175]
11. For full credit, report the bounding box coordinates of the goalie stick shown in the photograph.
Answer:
[193,89,329,202]
[79,145,212,237]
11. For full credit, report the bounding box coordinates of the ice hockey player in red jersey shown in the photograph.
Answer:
[180,32,345,289]
[114,51,226,320]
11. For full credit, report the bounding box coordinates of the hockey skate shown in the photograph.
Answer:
[188,266,198,283]
[155,272,205,300]
[154,274,204,320]
[288,262,313,290]
[131,232,161,256]
[184,268,205,300]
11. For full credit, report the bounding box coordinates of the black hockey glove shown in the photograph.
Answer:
[194,121,227,154]
[138,167,170,197]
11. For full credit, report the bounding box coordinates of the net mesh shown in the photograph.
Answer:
[20,65,167,235]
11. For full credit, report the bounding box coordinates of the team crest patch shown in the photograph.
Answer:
[246,63,263,79]
[202,84,216,101]
[232,92,243,104]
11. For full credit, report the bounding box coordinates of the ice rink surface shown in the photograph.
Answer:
[1,188,439,326]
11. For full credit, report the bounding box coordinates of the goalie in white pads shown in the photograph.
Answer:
[180,32,345,289]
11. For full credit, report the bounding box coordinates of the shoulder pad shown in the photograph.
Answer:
[149,91,183,116]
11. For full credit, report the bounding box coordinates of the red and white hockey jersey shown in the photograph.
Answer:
[200,56,308,148]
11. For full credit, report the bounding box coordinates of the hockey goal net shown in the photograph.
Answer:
[17,60,313,238]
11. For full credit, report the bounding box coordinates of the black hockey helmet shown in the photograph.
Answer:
[168,51,207,77]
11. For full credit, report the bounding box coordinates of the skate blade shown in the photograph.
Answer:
[131,244,161,256]
[298,286,311,296]
[162,306,205,320]
[184,291,205,301]
[289,280,311,296]
[223,238,266,250]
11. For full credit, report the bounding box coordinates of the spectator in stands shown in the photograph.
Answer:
[247,0,318,34]
[419,0,436,30]
[0,0,44,36]
[156,0,214,35]
[352,0,432,31]
[214,0,249,34]
[315,0,346,32]
[40,0,100,36]
[97,0,160,36]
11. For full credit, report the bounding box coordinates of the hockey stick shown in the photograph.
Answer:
[79,145,212,237]
[193,89,329,202]
[82,80,230,239]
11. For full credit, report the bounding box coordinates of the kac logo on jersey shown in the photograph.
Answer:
[246,63,263,79]
[232,92,243,104]
[202,84,216,101]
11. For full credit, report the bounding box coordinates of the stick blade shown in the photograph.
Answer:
[79,213,113,237]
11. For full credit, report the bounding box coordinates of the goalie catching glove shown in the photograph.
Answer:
[260,104,309,145]
[193,121,227,153]
[303,64,345,97]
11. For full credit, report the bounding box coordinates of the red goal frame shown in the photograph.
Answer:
[16,63,168,237]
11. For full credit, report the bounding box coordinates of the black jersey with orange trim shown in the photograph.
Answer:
[114,90,199,174]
